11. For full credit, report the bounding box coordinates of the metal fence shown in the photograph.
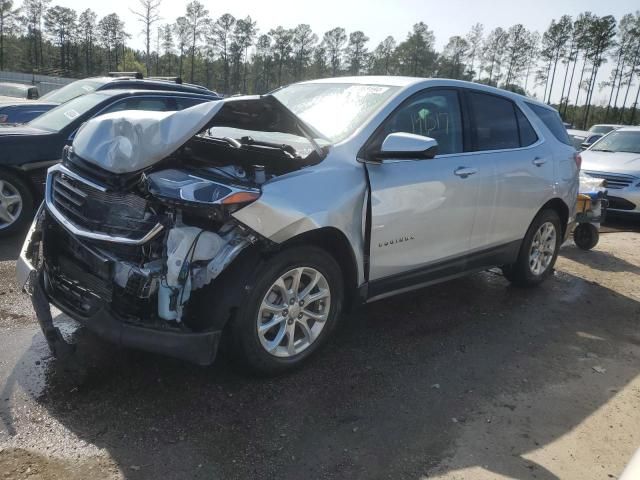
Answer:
[0,71,75,95]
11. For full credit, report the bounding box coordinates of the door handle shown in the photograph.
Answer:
[532,157,547,167]
[454,167,478,178]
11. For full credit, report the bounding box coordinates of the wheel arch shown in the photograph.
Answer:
[187,226,360,335]
[279,227,360,310]
[539,197,570,238]
[0,165,39,198]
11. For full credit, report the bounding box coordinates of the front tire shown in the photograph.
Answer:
[503,209,562,287]
[229,246,344,376]
[0,170,34,237]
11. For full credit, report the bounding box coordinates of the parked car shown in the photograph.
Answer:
[0,82,40,102]
[0,89,218,235]
[17,77,579,375]
[567,128,602,149]
[581,126,640,215]
[588,124,623,135]
[0,74,219,124]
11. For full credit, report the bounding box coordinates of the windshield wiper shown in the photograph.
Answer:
[592,149,615,152]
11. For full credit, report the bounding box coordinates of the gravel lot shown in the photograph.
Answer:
[1,218,639,480]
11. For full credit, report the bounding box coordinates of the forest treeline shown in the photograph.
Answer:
[0,0,639,128]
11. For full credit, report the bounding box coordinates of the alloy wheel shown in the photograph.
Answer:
[529,221,557,276]
[257,267,331,358]
[0,180,23,230]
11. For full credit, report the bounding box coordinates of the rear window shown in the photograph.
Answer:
[468,92,519,151]
[526,103,572,146]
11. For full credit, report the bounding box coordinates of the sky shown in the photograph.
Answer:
[57,0,639,104]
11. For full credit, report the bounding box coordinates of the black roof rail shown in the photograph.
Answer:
[108,71,143,79]
[147,76,183,84]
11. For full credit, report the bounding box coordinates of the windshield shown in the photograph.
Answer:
[272,82,400,143]
[590,131,640,154]
[29,93,108,132]
[588,125,616,135]
[40,79,106,104]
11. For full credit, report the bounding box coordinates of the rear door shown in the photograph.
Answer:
[364,88,487,285]
[464,90,552,250]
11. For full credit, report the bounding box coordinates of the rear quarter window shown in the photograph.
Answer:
[526,103,572,146]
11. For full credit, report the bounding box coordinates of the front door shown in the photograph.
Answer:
[364,88,487,285]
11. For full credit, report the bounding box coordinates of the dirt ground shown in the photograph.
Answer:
[0,217,639,480]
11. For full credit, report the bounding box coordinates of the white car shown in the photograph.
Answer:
[581,126,640,216]
[567,128,602,150]
[588,124,623,135]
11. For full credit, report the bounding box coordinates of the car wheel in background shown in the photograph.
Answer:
[0,170,34,237]
[573,223,599,250]
[229,246,344,376]
[502,209,562,287]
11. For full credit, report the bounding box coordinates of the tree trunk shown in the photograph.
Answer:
[583,52,601,129]
[618,45,640,123]
[570,55,589,124]
[243,46,249,93]
[604,48,623,121]
[0,21,4,71]
[629,80,640,125]
[612,57,627,110]
[190,28,196,83]
[547,52,560,104]
[542,59,552,103]
[558,53,572,110]
[146,23,151,76]
[562,51,579,118]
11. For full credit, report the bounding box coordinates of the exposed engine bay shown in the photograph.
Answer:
[37,96,328,335]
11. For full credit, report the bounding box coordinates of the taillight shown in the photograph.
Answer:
[574,152,582,170]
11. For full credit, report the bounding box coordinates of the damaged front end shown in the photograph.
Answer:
[17,97,323,365]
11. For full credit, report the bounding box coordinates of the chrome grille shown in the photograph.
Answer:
[582,171,636,190]
[48,167,161,242]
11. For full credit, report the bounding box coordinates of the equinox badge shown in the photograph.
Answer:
[378,235,415,248]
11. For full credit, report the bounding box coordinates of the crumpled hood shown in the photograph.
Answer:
[72,100,224,174]
[581,150,640,176]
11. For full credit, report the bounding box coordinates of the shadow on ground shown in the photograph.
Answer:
[1,252,639,479]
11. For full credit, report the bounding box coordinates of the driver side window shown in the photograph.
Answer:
[377,89,464,155]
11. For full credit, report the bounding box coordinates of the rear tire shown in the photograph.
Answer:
[229,246,344,376]
[0,169,34,238]
[502,209,562,287]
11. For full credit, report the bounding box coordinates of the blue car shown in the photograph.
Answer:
[0,74,219,124]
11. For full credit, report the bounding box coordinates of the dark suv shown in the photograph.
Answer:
[0,73,219,124]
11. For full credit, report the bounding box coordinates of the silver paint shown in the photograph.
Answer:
[234,77,578,288]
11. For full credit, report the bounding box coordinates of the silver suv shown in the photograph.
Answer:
[17,77,579,374]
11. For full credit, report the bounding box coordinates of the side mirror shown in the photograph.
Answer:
[580,142,591,150]
[377,132,438,160]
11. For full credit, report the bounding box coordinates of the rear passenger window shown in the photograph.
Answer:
[468,92,519,151]
[526,103,572,146]
[515,107,538,146]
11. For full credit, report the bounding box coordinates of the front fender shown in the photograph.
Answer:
[232,163,368,284]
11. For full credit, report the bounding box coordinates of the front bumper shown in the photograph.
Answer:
[16,206,221,366]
